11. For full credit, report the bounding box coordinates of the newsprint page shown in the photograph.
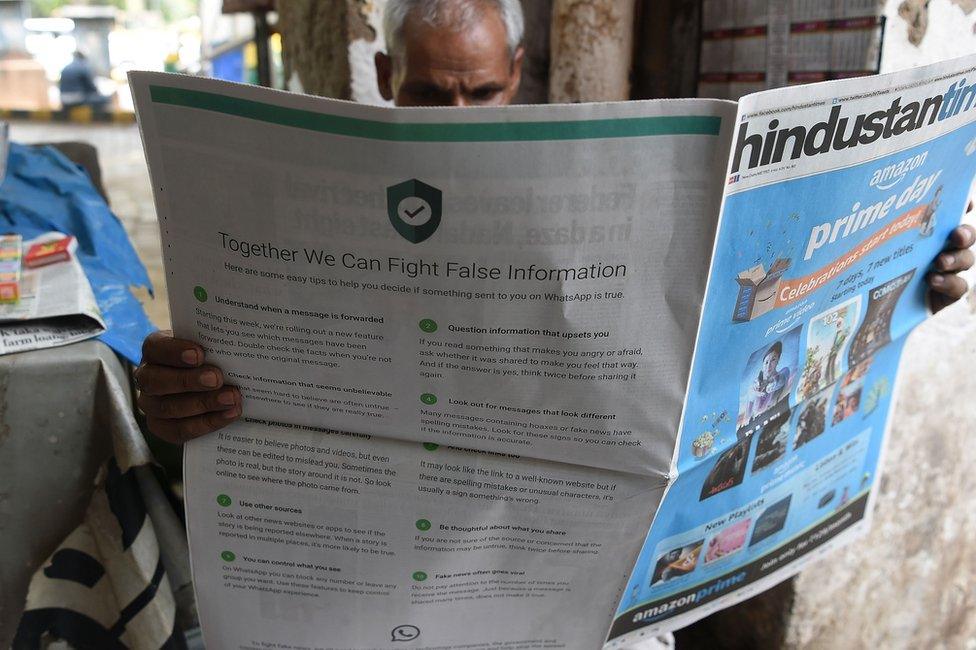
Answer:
[0,233,105,355]
[130,53,976,649]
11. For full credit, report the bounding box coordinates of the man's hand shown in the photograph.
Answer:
[928,210,975,313]
[135,330,242,443]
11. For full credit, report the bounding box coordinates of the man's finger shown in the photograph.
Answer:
[928,272,969,300]
[146,408,241,444]
[948,224,976,250]
[134,363,224,396]
[927,272,969,314]
[936,248,975,272]
[138,387,240,419]
[142,329,206,367]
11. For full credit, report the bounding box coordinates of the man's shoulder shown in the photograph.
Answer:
[61,61,85,76]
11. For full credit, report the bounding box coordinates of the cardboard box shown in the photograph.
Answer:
[25,236,74,269]
[733,258,791,322]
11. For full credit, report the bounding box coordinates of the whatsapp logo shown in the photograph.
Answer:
[391,624,420,642]
[387,179,442,244]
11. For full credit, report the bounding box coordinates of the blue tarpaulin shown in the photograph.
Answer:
[0,143,157,364]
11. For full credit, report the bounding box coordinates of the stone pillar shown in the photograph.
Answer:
[548,0,635,103]
[277,0,355,99]
[346,0,388,105]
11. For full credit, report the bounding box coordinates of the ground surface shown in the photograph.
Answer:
[8,121,976,649]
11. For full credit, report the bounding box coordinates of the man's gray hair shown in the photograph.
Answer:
[384,0,524,61]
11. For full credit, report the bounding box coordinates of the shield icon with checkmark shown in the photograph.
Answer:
[387,179,442,244]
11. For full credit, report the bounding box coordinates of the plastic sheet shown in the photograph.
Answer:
[0,143,155,364]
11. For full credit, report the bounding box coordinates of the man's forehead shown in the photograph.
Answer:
[404,0,492,27]
[399,4,510,66]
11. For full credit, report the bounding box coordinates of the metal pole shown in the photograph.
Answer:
[253,10,272,87]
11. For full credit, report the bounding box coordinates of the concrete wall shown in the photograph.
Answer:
[881,0,976,71]
[788,303,976,649]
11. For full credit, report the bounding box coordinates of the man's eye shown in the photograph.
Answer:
[404,86,450,105]
[414,88,440,100]
[470,88,501,102]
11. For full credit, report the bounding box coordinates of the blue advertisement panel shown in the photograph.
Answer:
[609,103,976,640]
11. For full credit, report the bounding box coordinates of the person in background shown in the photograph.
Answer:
[134,0,976,442]
[59,51,109,111]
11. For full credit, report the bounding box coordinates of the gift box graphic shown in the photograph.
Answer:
[732,258,791,323]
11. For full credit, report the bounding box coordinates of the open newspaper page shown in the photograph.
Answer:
[608,54,976,644]
[0,233,105,355]
[130,73,735,648]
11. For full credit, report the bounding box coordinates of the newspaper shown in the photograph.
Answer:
[130,53,976,649]
[609,54,976,642]
[0,234,106,355]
